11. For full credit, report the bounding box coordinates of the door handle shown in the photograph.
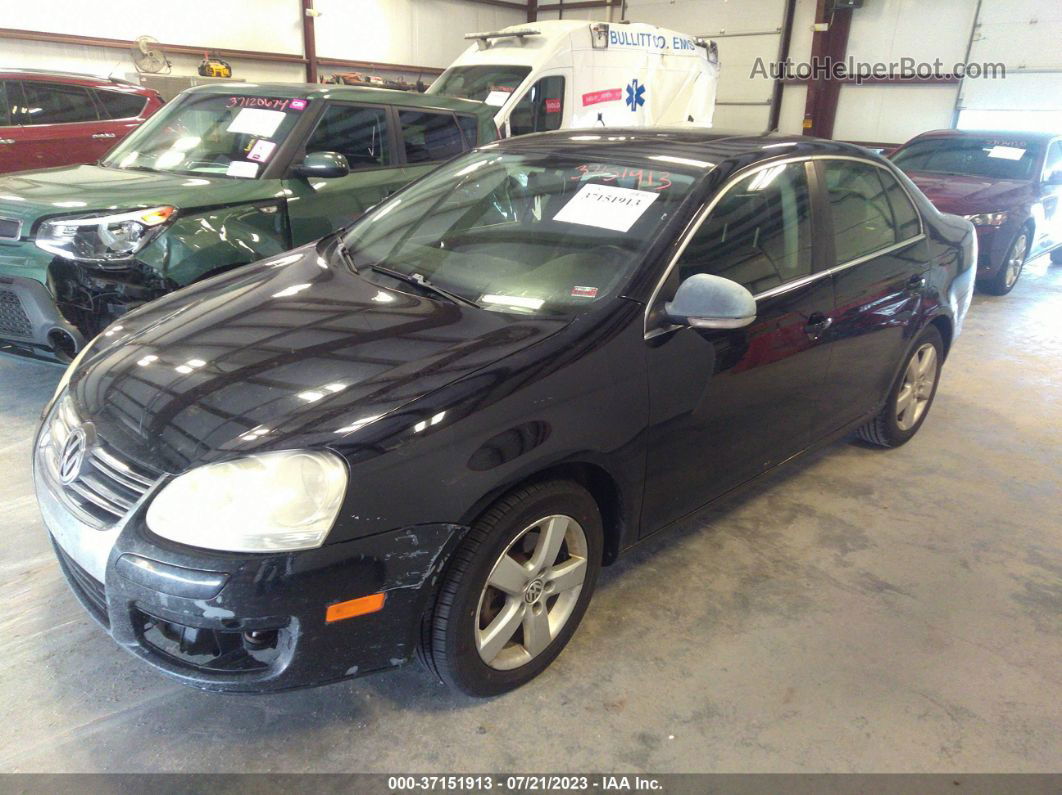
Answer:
[804,312,832,338]
[91,133,116,139]
[907,274,927,292]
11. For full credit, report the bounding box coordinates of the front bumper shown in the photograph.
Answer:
[34,421,466,692]
[0,272,84,361]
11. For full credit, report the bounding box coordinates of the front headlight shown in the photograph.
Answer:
[36,206,175,263]
[146,450,348,553]
[964,212,1008,227]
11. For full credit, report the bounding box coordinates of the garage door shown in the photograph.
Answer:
[959,0,1062,132]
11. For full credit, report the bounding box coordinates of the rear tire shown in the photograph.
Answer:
[979,226,1030,295]
[426,480,602,697]
[857,325,944,448]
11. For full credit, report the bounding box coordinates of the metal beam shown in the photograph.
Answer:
[767,0,797,132]
[302,0,318,83]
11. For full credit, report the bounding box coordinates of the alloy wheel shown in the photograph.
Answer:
[475,514,588,670]
[1004,232,1028,289]
[895,343,938,431]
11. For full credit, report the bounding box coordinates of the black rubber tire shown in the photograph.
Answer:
[857,325,944,448]
[1051,246,1062,264]
[979,225,1030,296]
[425,480,602,697]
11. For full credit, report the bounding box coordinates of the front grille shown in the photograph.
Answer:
[53,541,110,627]
[40,397,162,529]
[0,288,32,338]
[0,217,19,240]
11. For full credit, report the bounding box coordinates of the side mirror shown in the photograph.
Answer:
[665,273,757,329]
[1044,170,1062,186]
[295,151,350,179]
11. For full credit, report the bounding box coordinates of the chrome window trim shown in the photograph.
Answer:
[644,153,926,337]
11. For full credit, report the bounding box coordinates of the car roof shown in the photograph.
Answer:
[182,82,494,117]
[906,128,1059,144]
[483,128,880,166]
[0,67,146,90]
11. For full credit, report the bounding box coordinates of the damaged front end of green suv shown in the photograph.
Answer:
[0,83,494,361]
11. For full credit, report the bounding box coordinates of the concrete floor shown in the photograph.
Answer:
[1,257,1059,774]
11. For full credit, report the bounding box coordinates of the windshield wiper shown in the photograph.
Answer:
[368,263,478,308]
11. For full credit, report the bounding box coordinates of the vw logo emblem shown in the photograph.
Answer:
[523,578,545,605]
[58,427,88,485]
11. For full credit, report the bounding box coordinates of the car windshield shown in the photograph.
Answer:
[101,93,309,178]
[430,65,532,105]
[892,136,1043,181]
[342,149,701,315]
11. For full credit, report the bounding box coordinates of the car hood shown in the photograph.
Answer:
[0,165,272,228]
[902,171,1033,215]
[69,243,567,473]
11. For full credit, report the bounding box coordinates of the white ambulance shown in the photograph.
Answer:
[428,20,719,137]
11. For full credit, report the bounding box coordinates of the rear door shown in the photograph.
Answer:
[640,159,836,533]
[816,157,930,433]
[15,79,112,168]
[90,87,152,152]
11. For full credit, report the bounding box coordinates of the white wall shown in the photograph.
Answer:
[0,0,524,84]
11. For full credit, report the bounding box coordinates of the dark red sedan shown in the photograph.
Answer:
[0,69,163,174]
[891,129,1062,294]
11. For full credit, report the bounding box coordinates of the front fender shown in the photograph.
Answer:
[140,200,290,286]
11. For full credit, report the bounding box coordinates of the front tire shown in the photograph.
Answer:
[857,325,944,448]
[980,226,1030,295]
[427,480,603,696]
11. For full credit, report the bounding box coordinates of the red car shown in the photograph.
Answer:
[0,69,163,174]
[891,129,1062,294]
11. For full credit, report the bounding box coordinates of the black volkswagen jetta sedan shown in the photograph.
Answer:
[35,130,976,696]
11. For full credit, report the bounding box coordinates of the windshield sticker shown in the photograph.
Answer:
[484,90,510,107]
[289,98,308,111]
[986,145,1025,160]
[554,183,661,233]
[227,96,297,111]
[572,163,673,191]
[226,107,287,138]
[226,160,259,179]
[582,88,623,107]
[247,139,277,163]
[545,98,562,113]
[570,286,599,299]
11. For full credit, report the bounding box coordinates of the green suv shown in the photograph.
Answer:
[0,83,495,360]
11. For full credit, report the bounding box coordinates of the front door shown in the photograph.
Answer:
[284,103,471,244]
[640,160,835,534]
[1034,139,1062,256]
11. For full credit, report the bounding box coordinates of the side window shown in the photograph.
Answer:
[305,103,391,169]
[823,160,899,263]
[455,114,478,147]
[1044,141,1062,180]
[95,90,147,119]
[398,110,465,163]
[19,81,99,125]
[508,76,565,137]
[879,170,921,241]
[677,161,814,295]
